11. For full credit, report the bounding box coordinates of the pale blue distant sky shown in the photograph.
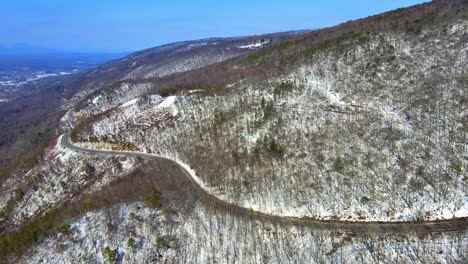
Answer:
[0,0,427,52]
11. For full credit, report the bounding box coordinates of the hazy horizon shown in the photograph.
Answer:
[2,0,426,53]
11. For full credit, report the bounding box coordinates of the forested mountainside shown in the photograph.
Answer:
[0,0,467,263]
[64,31,304,100]
[0,32,301,180]
[69,0,467,221]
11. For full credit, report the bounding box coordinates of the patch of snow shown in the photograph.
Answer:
[147,94,162,101]
[188,42,208,47]
[0,80,15,86]
[246,133,260,143]
[120,159,133,170]
[26,72,71,82]
[120,98,139,108]
[237,39,271,49]
[157,96,178,116]
[51,135,76,162]
[455,204,468,218]
[92,95,102,104]
[157,96,177,108]
[226,83,236,88]
[184,89,207,94]
[322,88,344,107]
[449,21,466,34]
[441,208,454,219]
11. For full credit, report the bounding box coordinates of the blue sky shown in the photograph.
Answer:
[1,0,427,52]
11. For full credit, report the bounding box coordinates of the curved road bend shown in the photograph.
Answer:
[61,133,467,235]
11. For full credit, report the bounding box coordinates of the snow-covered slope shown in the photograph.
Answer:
[25,201,468,264]
[2,1,467,263]
[63,32,304,106]
[73,19,467,222]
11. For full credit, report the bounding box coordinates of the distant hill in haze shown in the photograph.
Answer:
[0,43,130,55]
[0,43,130,71]
[0,43,58,55]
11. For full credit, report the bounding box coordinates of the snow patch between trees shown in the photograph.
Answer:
[120,98,138,108]
[157,96,176,108]
[92,95,102,105]
[50,135,76,162]
[237,39,271,49]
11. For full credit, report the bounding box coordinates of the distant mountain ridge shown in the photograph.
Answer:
[0,43,131,55]
[64,31,308,100]
[0,43,58,55]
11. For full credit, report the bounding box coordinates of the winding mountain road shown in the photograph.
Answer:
[61,133,467,235]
